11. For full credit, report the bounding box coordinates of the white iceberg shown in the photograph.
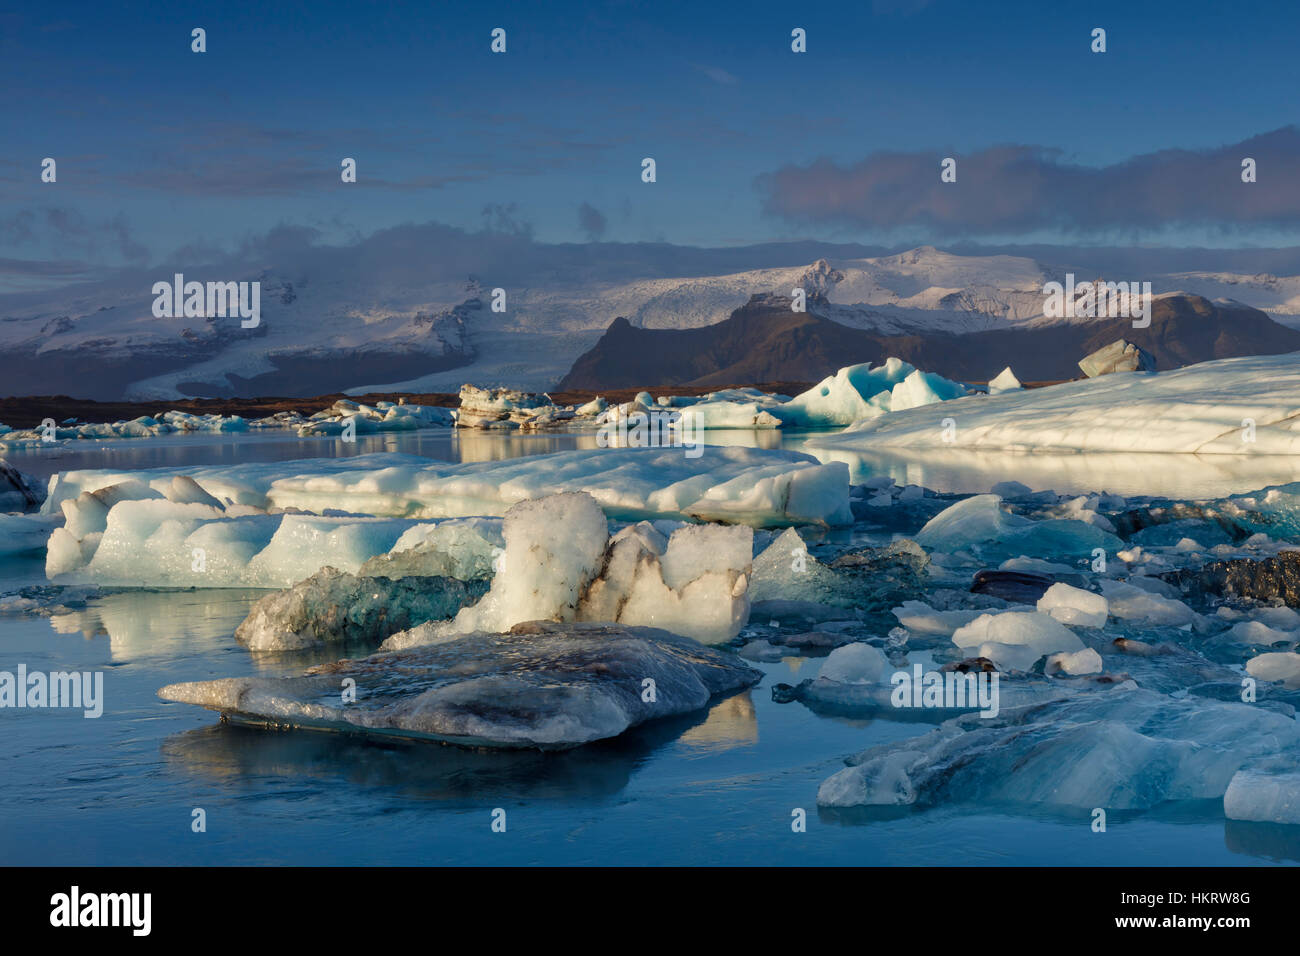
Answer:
[44,446,851,528]
[1036,582,1108,628]
[809,351,1300,455]
[986,366,1023,395]
[777,358,968,428]
[950,610,1085,672]
[384,492,752,648]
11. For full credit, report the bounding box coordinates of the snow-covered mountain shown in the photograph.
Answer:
[3,239,1298,400]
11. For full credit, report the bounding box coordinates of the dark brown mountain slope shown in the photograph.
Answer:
[558,293,1300,390]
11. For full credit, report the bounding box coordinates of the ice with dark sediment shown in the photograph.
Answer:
[234,567,488,652]
[159,621,762,750]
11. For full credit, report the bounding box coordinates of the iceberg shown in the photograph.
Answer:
[46,494,498,589]
[0,513,61,556]
[986,366,1022,395]
[950,610,1085,671]
[1036,582,1108,628]
[748,529,929,610]
[1224,770,1300,825]
[809,351,1300,455]
[234,567,487,651]
[818,684,1300,810]
[44,446,852,528]
[914,494,1120,559]
[777,358,968,428]
[0,460,45,511]
[158,621,763,750]
[383,492,752,648]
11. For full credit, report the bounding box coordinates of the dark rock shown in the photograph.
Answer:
[969,569,1054,603]
[1162,552,1300,607]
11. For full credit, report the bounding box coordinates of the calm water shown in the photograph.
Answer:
[1,426,1296,864]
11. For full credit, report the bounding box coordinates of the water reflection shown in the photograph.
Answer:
[161,690,758,804]
[47,588,262,661]
[794,443,1300,499]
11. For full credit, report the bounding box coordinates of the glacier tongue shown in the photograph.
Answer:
[158,621,763,750]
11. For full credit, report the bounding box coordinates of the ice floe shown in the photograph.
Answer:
[159,621,762,750]
[809,351,1300,455]
[818,684,1300,810]
[44,446,851,528]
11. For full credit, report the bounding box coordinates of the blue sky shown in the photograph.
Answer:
[2,0,1298,280]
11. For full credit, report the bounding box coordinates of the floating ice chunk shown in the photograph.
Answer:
[999,556,1077,576]
[386,493,753,648]
[677,401,781,430]
[779,361,910,427]
[818,684,1300,809]
[809,351,1300,455]
[1246,652,1300,685]
[1045,647,1104,676]
[235,567,485,651]
[595,522,752,645]
[162,475,224,508]
[1224,771,1300,825]
[1228,621,1297,645]
[1257,606,1300,631]
[989,480,1032,499]
[0,460,45,511]
[817,643,891,685]
[915,494,1119,559]
[749,528,845,605]
[159,621,763,750]
[987,366,1022,395]
[358,517,503,580]
[1098,580,1200,627]
[778,359,969,428]
[751,532,927,610]
[890,368,967,411]
[951,610,1084,671]
[0,513,61,555]
[892,600,984,637]
[424,492,609,639]
[49,500,433,588]
[45,446,851,528]
[1036,583,1108,628]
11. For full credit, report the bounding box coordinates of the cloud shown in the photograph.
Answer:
[698,65,739,86]
[756,127,1300,238]
[577,202,607,240]
[0,207,149,265]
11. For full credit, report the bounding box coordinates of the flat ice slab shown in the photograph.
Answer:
[809,351,1300,455]
[44,446,851,527]
[158,621,762,750]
